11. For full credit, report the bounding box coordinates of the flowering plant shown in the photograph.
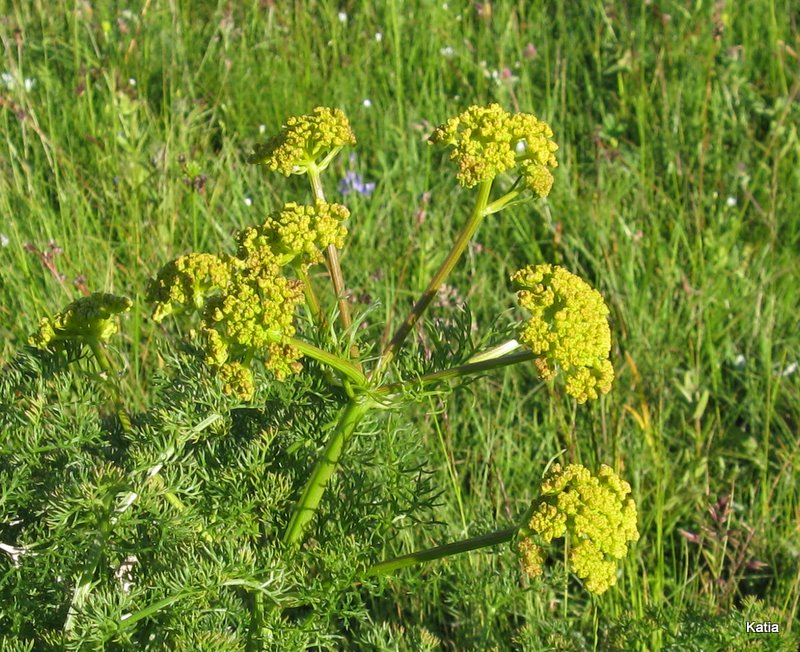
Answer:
[4,104,636,647]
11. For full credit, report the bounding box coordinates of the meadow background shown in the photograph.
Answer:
[1,0,798,649]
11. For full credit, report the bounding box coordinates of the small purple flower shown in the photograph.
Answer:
[339,170,376,197]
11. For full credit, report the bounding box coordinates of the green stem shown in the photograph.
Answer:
[484,188,522,215]
[64,483,126,633]
[374,179,493,378]
[87,340,132,436]
[283,399,371,547]
[282,335,367,387]
[246,589,264,652]
[307,164,353,333]
[296,264,326,331]
[367,526,518,576]
[465,339,522,364]
[376,350,535,397]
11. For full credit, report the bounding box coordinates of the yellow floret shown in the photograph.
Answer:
[149,244,307,393]
[218,361,255,401]
[517,537,545,578]
[147,253,232,323]
[203,259,304,380]
[248,107,356,175]
[29,293,132,350]
[429,103,558,191]
[517,463,639,594]
[237,201,349,267]
[512,264,614,403]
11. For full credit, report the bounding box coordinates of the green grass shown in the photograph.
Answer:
[1,0,799,649]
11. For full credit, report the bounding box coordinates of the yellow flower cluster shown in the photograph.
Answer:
[248,107,357,175]
[237,201,349,268]
[218,360,256,403]
[29,293,132,350]
[512,264,614,403]
[204,261,303,380]
[519,463,639,594]
[429,103,558,191]
[147,202,346,398]
[146,253,232,323]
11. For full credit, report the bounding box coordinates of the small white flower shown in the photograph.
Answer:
[442,2,449,9]
[337,11,347,23]
[244,197,253,207]
[128,77,137,87]
[733,354,746,370]
[0,233,9,247]
[440,46,454,58]
[1,72,14,88]
[374,32,383,42]
[782,362,798,377]
[24,78,35,91]
[362,98,372,108]
[259,124,266,134]
[726,195,737,207]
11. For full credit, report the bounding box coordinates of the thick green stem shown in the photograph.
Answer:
[376,350,535,397]
[375,179,493,378]
[282,335,367,387]
[283,399,371,547]
[307,164,353,333]
[367,526,517,576]
[484,188,522,215]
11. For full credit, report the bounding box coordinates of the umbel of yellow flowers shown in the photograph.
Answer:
[429,103,559,195]
[146,200,351,400]
[518,463,639,594]
[247,106,357,175]
[513,264,614,403]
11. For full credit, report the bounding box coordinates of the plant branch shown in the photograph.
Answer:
[367,526,518,576]
[282,399,372,547]
[281,335,367,387]
[374,179,493,378]
[376,350,535,397]
[307,164,354,333]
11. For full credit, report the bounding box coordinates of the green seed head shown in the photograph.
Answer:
[203,259,304,380]
[218,360,255,401]
[237,201,349,268]
[29,293,132,350]
[147,253,233,323]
